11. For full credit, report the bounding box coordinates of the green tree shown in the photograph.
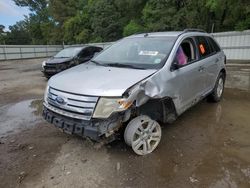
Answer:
[5,20,31,44]
[13,0,47,12]
[63,11,91,44]
[49,0,84,25]
[142,0,186,31]
[0,25,6,44]
[123,20,144,36]
[89,0,123,42]
[114,0,148,31]
[7,0,250,45]
[203,0,250,32]
[13,0,60,44]
[0,25,5,33]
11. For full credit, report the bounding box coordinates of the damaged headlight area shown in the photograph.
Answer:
[93,97,133,118]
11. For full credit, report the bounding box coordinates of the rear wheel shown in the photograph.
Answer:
[208,72,225,102]
[124,115,161,155]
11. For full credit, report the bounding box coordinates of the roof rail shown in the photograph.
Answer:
[183,28,206,33]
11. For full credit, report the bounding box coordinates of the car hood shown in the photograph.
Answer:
[46,57,73,64]
[48,63,157,96]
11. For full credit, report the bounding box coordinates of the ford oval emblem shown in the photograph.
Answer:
[55,96,66,105]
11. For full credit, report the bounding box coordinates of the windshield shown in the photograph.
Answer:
[54,47,82,58]
[93,37,176,69]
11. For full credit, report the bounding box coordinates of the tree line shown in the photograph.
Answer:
[0,0,249,45]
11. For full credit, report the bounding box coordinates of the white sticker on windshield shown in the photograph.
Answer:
[139,51,159,56]
[154,58,162,64]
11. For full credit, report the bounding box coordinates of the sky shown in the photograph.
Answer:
[0,0,30,31]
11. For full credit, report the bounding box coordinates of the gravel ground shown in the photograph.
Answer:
[0,58,250,188]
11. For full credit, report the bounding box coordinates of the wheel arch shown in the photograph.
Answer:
[220,68,226,78]
[136,97,177,124]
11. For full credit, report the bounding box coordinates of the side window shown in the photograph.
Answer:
[175,38,197,66]
[88,47,96,56]
[92,47,103,57]
[79,48,92,58]
[91,47,100,54]
[207,37,221,52]
[196,36,213,58]
[95,47,103,53]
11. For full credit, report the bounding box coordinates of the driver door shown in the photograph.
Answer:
[170,37,206,112]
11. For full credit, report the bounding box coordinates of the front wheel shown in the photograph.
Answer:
[208,72,225,102]
[124,115,162,155]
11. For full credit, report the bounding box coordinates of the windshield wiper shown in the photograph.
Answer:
[54,56,70,58]
[90,60,106,66]
[106,63,145,70]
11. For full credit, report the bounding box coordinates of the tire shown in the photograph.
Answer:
[42,72,51,79]
[208,72,225,102]
[124,115,162,155]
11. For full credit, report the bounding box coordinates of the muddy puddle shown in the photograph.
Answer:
[2,58,250,187]
[103,92,250,188]
[0,99,43,137]
[0,88,249,187]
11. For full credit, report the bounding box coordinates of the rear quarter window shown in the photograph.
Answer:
[207,37,221,52]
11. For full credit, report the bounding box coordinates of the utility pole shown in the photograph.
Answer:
[3,40,7,60]
[211,23,215,33]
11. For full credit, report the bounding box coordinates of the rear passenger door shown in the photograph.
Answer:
[195,36,221,93]
[206,37,223,90]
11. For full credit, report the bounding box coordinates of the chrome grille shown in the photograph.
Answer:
[45,63,57,69]
[46,87,98,120]
[45,63,66,70]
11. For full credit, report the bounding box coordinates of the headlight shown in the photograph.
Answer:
[44,85,49,104]
[42,61,46,68]
[93,97,132,118]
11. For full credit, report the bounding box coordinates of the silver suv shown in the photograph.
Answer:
[43,29,226,155]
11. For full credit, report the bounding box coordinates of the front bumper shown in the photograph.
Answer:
[43,105,123,141]
[42,64,69,77]
[42,69,60,77]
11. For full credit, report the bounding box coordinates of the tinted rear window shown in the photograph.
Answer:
[207,37,221,52]
[196,36,213,58]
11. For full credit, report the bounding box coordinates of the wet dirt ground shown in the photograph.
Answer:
[0,59,250,188]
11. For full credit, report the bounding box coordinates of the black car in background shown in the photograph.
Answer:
[42,46,103,78]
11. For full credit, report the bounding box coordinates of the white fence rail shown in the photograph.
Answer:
[65,43,113,49]
[0,31,249,61]
[0,45,63,60]
[0,43,112,61]
[213,30,250,61]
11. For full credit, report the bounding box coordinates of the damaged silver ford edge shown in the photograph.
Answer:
[43,29,226,155]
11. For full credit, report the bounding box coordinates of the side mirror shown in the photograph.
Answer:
[171,58,180,71]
